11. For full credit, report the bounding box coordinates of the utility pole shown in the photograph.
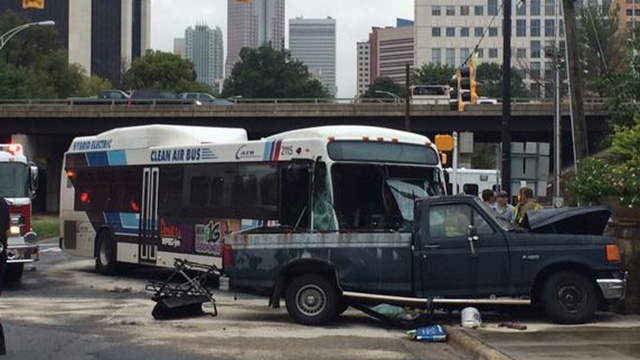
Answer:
[405,63,412,131]
[562,0,589,167]
[501,0,512,195]
[553,0,564,208]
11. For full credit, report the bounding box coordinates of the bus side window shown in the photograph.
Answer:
[463,184,479,197]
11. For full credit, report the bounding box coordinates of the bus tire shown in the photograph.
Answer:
[95,231,117,275]
[285,274,339,326]
[3,263,24,284]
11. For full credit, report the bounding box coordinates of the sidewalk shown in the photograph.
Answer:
[452,312,640,360]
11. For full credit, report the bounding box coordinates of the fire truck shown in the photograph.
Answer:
[0,144,39,283]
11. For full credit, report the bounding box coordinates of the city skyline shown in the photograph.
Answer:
[151,0,413,98]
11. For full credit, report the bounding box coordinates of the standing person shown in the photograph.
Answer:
[481,189,496,206]
[0,197,8,355]
[514,187,544,227]
[494,191,515,222]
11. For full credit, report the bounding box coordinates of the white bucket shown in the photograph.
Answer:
[461,307,482,329]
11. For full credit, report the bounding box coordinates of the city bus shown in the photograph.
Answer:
[59,125,444,273]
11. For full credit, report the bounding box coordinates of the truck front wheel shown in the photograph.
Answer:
[285,274,340,326]
[540,271,599,324]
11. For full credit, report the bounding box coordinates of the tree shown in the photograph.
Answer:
[81,75,113,97]
[599,37,640,129]
[362,77,404,100]
[475,63,530,98]
[122,50,211,94]
[0,10,85,99]
[579,2,623,96]
[221,47,329,99]
[412,63,455,86]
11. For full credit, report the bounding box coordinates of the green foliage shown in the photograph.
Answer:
[475,63,530,98]
[221,47,330,99]
[412,63,455,86]
[0,11,86,99]
[579,2,623,95]
[80,75,113,97]
[362,77,405,99]
[567,115,640,208]
[471,143,498,169]
[122,50,211,94]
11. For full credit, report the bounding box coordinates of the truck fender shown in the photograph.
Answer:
[530,261,600,304]
[269,259,340,309]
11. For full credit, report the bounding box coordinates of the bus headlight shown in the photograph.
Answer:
[10,226,20,235]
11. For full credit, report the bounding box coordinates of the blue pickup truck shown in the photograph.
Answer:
[224,196,626,325]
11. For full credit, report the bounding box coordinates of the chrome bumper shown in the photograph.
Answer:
[597,272,628,300]
[7,232,39,264]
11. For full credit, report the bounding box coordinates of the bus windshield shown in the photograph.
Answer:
[0,163,29,198]
[331,164,442,232]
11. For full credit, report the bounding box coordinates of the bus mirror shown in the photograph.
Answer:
[29,165,38,198]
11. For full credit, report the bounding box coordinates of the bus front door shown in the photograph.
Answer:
[139,167,159,265]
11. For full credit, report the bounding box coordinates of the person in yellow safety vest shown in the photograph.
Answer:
[514,187,544,228]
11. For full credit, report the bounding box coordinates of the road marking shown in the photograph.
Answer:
[41,247,62,253]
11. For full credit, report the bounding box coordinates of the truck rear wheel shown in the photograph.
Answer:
[3,263,24,284]
[541,271,599,324]
[285,274,339,326]
[95,231,117,275]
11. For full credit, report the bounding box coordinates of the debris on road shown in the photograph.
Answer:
[407,325,448,342]
[103,286,133,293]
[498,322,528,331]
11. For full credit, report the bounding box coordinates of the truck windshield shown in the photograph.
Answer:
[475,199,522,232]
[0,163,29,198]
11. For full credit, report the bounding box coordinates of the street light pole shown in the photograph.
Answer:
[0,20,55,52]
[501,0,512,196]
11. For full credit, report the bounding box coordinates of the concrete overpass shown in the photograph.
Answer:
[0,101,609,213]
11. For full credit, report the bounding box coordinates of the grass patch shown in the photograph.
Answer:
[32,215,59,240]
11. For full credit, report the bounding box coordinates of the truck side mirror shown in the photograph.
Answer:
[29,164,38,199]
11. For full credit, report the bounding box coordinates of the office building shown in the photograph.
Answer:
[357,19,414,92]
[613,0,640,32]
[174,38,186,58]
[185,25,224,91]
[289,17,337,96]
[356,41,371,96]
[415,0,571,97]
[226,0,285,76]
[0,0,151,85]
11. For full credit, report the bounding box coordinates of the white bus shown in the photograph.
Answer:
[60,125,445,273]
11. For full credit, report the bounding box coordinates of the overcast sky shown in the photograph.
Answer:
[151,0,414,98]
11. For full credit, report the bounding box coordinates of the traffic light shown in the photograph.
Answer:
[459,59,477,104]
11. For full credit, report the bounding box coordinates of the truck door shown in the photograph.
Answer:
[139,167,159,265]
[421,202,509,298]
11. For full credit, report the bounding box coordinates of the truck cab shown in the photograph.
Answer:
[0,144,39,283]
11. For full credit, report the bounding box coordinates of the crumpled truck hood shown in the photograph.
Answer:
[527,206,612,235]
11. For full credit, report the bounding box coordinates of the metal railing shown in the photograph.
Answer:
[0,97,610,107]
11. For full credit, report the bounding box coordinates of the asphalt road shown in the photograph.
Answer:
[0,239,467,360]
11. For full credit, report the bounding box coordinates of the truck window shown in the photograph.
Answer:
[429,204,494,238]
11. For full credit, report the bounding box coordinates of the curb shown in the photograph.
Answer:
[446,326,515,360]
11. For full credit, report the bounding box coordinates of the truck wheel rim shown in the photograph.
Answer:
[557,284,585,313]
[296,285,326,316]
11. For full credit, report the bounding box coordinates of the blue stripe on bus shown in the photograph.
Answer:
[105,212,139,235]
[86,152,109,167]
[120,213,139,229]
[107,150,127,166]
[263,140,273,161]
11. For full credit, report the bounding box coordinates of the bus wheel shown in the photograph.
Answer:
[285,274,339,326]
[3,263,24,284]
[95,231,117,275]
